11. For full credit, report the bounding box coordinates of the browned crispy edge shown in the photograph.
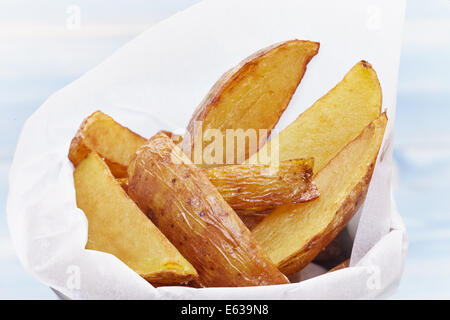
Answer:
[127,133,289,287]
[206,159,319,211]
[116,177,128,193]
[68,111,145,178]
[230,178,320,212]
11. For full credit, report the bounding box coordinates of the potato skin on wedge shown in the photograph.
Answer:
[127,133,289,287]
[69,111,147,178]
[73,152,198,285]
[248,60,382,174]
[205,159,319,211]
[252,114,387,276]
[185,39,319,166]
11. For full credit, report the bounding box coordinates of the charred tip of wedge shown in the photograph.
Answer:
[360,60,372,69]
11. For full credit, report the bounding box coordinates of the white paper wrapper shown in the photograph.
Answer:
[7,0,407,299]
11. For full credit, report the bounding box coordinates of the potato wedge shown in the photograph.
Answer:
[239,213,269,230]
[205,159,319,211]
[158,130,183,145]
[313,228,352,269]
[184,40,319,166]
[69,111,147,178]
[127,133,289,287]
[114,158,319,212]
[248,60,382,173]
[74,152,198,285]
[252,114,387,275]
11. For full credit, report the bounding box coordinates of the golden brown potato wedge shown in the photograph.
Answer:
[252,114,387,276]
[69,111,147,178]
[158,130,183,145]
[184,40,319,166]
[114,158,319,212]
[74,152,198,285]
[127,133,289,287]
[205,159,319,211]
[248,60,382,173]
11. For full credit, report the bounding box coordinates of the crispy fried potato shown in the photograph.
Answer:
[252,114,387,275]
[205,159,319,211]
[127,133,289,287]
[248,60,382,173]
[69,111,147,178]
[74,152,198,285]
[114,158,319,212]
[185,40,319,166]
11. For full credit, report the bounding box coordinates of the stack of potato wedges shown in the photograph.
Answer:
[69,39,387,287]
